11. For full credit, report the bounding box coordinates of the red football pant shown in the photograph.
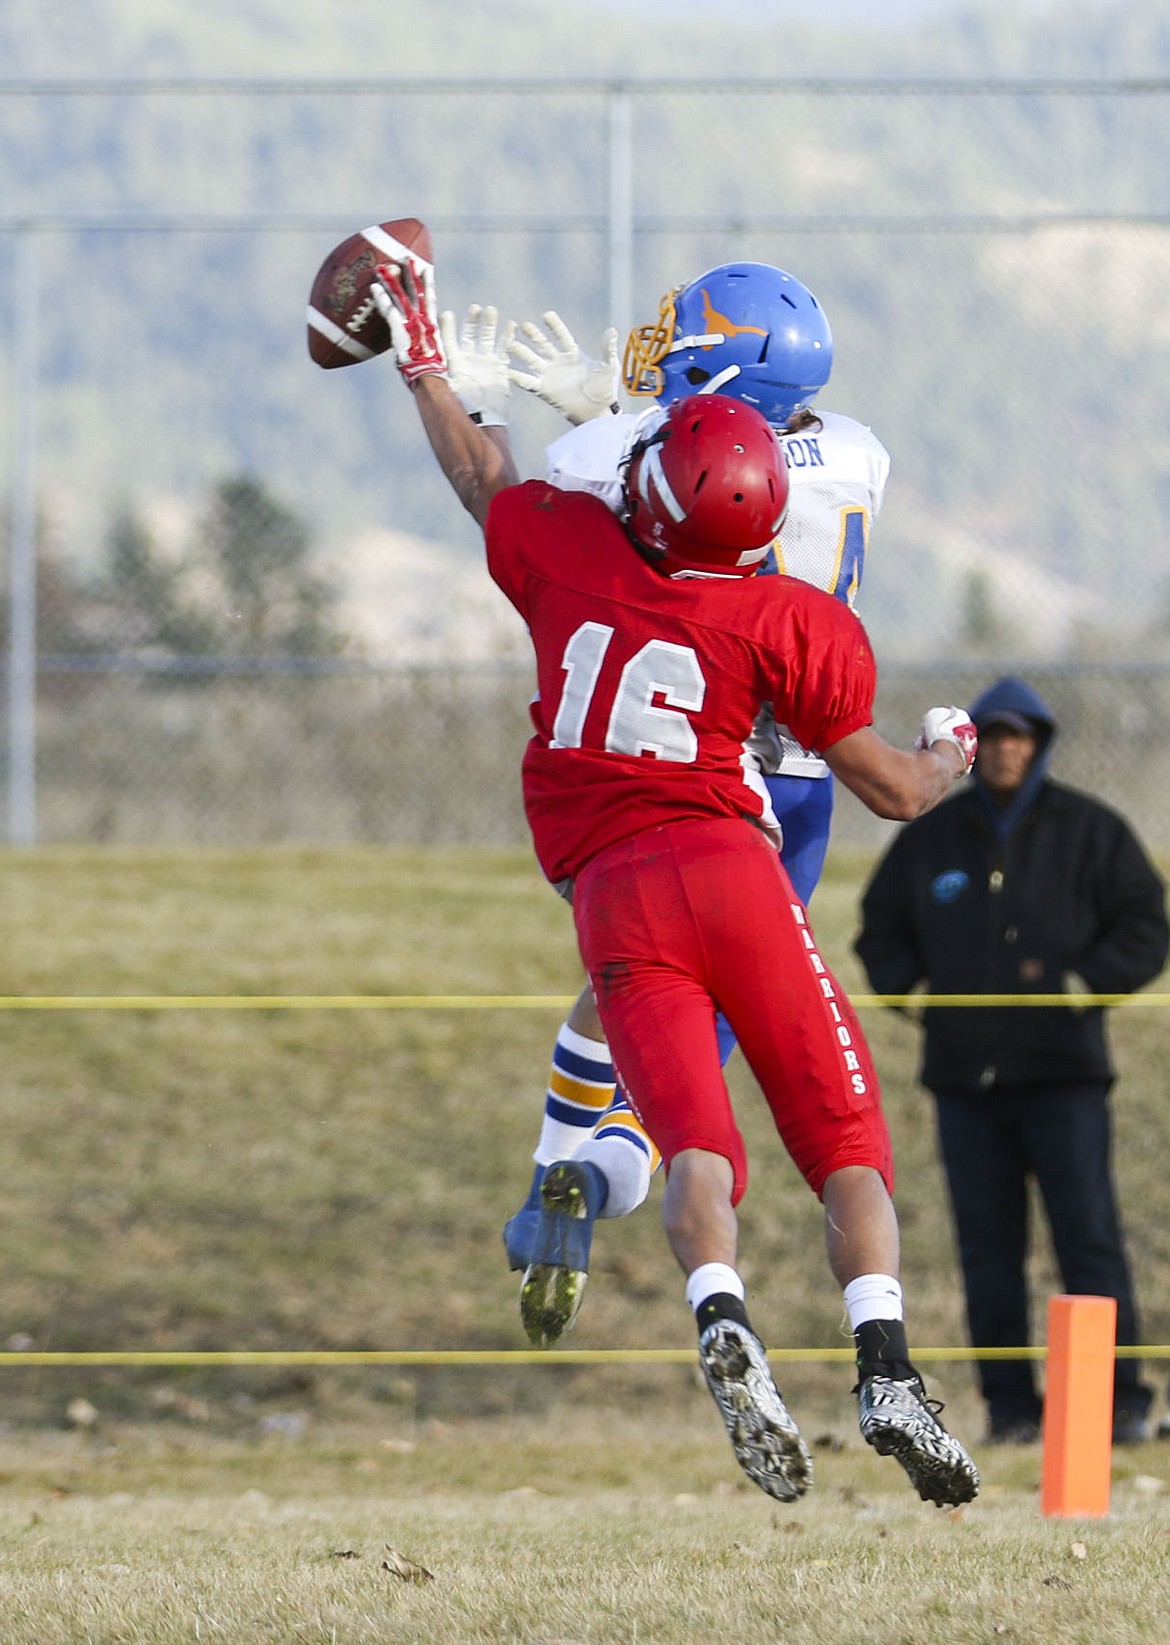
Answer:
[573,817,893,1206]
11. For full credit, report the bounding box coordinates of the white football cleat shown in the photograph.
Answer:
[699,1319,813,1502]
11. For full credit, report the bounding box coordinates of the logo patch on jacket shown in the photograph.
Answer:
[930,870,969,905]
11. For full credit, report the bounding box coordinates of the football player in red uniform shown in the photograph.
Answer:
[370,259,980,1510]
[502,271,889,1298]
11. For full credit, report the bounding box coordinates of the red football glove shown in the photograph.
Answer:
[916,705,978,774]
[372,258,447,387]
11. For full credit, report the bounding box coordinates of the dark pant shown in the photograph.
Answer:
[932,1082,1150,1426]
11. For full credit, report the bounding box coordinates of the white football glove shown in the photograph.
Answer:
[508,312,621,425]
[916,705,979,775]
[438,304,514,427]
[371,259,447,387]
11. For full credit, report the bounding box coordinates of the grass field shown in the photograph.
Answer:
[1,842,1169,1643]
[2,1415,1170,1645]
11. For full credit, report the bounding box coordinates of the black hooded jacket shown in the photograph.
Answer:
[854,677,1169,1093]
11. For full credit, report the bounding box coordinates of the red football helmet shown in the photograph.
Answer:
[622,395,789,578]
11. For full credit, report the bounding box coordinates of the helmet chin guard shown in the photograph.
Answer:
[622,394,789,579]
[623,261,833,426]
[622,286,682,398]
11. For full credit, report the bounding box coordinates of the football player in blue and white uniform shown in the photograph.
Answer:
[500,263,891,1347]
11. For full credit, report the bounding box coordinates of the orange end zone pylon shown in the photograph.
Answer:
[1041,1294,1117,1518]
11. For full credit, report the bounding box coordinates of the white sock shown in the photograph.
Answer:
[576,1134,651,1219]
[843,1273,904,1329]
[685,1263,745,1315]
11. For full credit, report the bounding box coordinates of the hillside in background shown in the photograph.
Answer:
[2,0,1170,663]
[0,0,1157,79]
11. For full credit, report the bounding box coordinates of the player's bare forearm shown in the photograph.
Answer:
[411,376,519,528]
[824,728,965,820]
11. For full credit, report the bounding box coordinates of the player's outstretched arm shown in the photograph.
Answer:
[374,260,518,528]
[824,707,977,820]
[412,378,518,528]
[508,312,621,424]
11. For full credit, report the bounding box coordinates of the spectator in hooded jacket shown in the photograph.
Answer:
[854,675,1168,1446]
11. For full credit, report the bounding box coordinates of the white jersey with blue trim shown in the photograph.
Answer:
[773,411,889,605]
[543,410,647,510]
[542,406,890,779]
[753,410,890,778]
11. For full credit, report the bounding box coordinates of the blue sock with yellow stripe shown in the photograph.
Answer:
[534,1023,617,1165]
[503,1023,616,1271]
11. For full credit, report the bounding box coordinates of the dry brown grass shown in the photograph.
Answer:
[0,1413,1168,1645]
[0,844,1167,1427]
[0,844,1169,1640]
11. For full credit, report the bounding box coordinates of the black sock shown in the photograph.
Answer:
[694,1292,751,1336]
[854,1318,914,1380]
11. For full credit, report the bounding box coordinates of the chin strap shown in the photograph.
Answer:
[697,363,743,395]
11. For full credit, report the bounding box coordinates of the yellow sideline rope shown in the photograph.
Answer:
[0,995,579,1011]
[2,990,1164,1369]
[2,993,1170,1010]
[0,1346,1163,1367]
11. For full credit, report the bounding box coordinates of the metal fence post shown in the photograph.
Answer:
[607,83,633,359]
[7,224,38,846]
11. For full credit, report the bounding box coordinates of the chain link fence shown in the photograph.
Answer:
[33,660,534,845]
[26,658,1170,855]
[4,78,1170,848]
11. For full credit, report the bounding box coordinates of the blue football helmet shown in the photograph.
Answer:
[623,261,833,426]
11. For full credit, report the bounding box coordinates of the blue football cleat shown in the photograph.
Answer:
[518,1159,608,1348]
[502,1163,548,1272]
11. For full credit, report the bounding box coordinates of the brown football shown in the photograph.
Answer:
[307,218,433,369]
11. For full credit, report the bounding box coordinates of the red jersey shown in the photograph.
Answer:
[485,481,877,886]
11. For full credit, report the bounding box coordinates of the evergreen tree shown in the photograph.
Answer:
[198,476,340,657]
[88,479,344,658]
